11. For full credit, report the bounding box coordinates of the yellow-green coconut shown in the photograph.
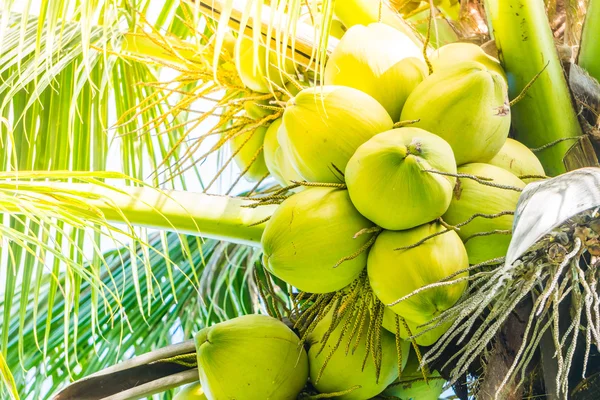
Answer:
[174,382,207,400]
[262,187,375,293]
[382,352,446,399]
[442,163,525,264]
[235,37,294,93]
[401,61,510,165]
[195,314,308,400]
[368,223,469,324]
[345,127,456,230]
[281,85,393,183]
[324,23,426,121]
[263,118,304,187]
[430,42,506,80]
[334,0,422,45]
[482,138,545,182]
[307,309,410,399]
[229,125,269,181]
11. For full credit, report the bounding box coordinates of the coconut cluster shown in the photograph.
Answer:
[215,11,546,400]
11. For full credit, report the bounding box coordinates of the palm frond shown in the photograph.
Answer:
[2,231,273,399]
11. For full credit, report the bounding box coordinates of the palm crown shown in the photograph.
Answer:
[1,1,600,399]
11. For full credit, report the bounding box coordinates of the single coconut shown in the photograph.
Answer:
[174,382,207,400]
[235,36,294,93]
[195,314,308,400]
[281,85,393,183]
[263,118,304,187]
[401,61,510,165]
[430,42,506,80]
[368,223,469,324]
[334,0,422,45]
[443,163,525,264]
[244,97,273,120]
[482,138,545,182]
[262,187,375,293]
[346,127,456,230]
[382,351,446,400]
[381,307,452,347]
[307,308,410,400]
[324,23,426,121]
[229,125,269,181]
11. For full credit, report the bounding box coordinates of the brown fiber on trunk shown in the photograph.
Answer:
[477,299,531,400]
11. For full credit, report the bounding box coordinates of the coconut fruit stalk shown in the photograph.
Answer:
[262,187,375,293]
[324,23,426,121]
[263,118,304,187]
[174,382,208,400]
[281,86,393,183]
[195,314,308,400]
[483,138,545,182]
[430,42,506,80]
[443,163,525,264]
[229,125,269,181]
[382,351,446,399]
[484,0,582,175]
[401,61,510,165]
[307,309,410,400]
[368,223,469,324]
[346,128,456,230]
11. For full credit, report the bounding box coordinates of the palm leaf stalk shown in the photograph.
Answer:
[0,178,275,246]
[484,0,583,176]
[578,0,600,82]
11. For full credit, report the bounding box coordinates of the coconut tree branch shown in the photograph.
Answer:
[484,0,583,176]
[578,0,600,82]
[0,182,275,247]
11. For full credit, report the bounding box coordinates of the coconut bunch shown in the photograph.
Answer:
[217,13,549,398]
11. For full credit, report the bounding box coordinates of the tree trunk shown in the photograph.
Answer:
[477,299,531,399]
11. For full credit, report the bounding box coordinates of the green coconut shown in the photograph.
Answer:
[307,309,410,400]
[281,85,393,183]
[324,23,426,121]
[229,125,269,181]
[244,97,273,120]
[382,352,446,400]
[381,307,452,347]
[174,382,207,400]
[263,118,304,187]
[442,163,525,264]
[235,37,294,93]
[483,138,545,182]
[346,127,456,230]
[195,314,308,400]
[400,61,510,165]
[262,187,376,293]
[430,42,506,80]
[368,223,469,324]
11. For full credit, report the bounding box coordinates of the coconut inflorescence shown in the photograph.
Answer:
[307,308,410,400]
